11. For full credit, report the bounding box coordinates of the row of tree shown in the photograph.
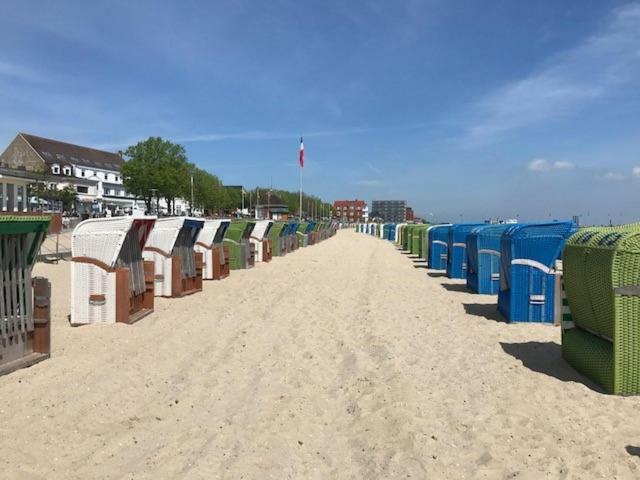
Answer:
[122,137,332,216]
[121,137,238,214]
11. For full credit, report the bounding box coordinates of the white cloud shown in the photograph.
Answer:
[553,160,575,170]
[0,60,42,83]
[601,171,626,181]
[633,166,640,177]
[354,179,383,186]
[528,158,575,172]
[462,3,640,145]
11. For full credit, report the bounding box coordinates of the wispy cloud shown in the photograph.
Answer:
[527,158,575,172]
[353,179,384,186]
[633,166,640,178]
[461,2,640,146]
[0,59,42,83]
[600,171,626,181]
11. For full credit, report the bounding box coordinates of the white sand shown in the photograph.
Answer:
[2,229,640,479]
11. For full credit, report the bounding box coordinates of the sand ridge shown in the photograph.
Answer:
[1,230,639,479]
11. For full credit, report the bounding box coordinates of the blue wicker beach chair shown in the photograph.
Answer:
[446,223,485,279]
[427,224,452,270]
[466,224,513,294]
[498,221,576,323]
[388,224,396,241]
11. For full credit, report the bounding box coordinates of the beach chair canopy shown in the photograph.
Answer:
[427,224,452,268]
[146,217,203,255]
[252,220,273,241]
[500,222,576,291]
[72,216,156,269]
[225,221,255,242]
[562,224,640,394]
[0,216,50,267]
[466,223,512,293]
[196,219,230,247]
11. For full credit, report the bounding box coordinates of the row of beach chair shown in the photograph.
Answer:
[0,216,337,377]
[357,221,640,395]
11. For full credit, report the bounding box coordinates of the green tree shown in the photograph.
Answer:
[122,137,189,214]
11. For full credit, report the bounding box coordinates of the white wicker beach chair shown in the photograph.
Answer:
[195,219,231,280]
[71,216,156,325]
[250,220,273,263]
[142,217,204,297]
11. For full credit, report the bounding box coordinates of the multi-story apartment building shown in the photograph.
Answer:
[0,133,192,215]
[371,200,407,223]
[333,199,366,222]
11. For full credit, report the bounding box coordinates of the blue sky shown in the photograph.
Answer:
[1,0,639,224]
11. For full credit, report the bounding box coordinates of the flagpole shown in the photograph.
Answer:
[299,137,303,221]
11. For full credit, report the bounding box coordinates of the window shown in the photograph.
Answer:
[80,170,85,177]
[51,164,60,174]
[62,166,71,175]
[77,186,88,194]
[104,188,111,195]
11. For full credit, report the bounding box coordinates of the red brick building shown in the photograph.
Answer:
[333,199,366,222]
[405,207,415,221]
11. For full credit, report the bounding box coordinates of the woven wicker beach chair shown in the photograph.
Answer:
[251,220,273,262]
[223,221,256,270]
[143,217,204,297]
[428,224,453,270]
[562,224,640,394]
[195,219,230,280]
[411,225,429,257]
[268,222,286,257]
[403,225,416,252]
[297,222,311,247]
[497,221,575,323]
[71,216,156,324]
[466,224,512,294]
[394,223,406,244]
[446,223,486,280]
[0,215,51,376]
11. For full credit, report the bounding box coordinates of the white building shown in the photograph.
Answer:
[0,133,192,215]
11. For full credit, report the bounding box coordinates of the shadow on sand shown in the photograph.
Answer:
[441,283,469,293]
[500,341,603,392]
[463,303,505,322]
[626,446,640,457]
[414,264,428,269]
[427,271,446,278]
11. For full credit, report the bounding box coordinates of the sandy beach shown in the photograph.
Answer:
[1,229,639,479]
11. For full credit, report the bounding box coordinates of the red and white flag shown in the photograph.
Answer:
[299,137,304,168]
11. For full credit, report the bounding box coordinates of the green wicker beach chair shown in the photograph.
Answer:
[562,223,640,394]
[269,222,286,256]
[411,225,429,257]
[223,220,256,269]
[0,215,51,376]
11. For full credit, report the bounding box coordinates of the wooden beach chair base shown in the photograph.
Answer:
[0,277,51,377]
[170,253,204,297]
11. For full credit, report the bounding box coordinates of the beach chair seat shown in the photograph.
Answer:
[223,221,256,270]
[195,219,231,279]
[562,224,640,394]
[143,217,204,297]
[446,223,485,279]
[251,220,274,262]
[497,221,575,323]
[466,224,512,294]
[71,216,156,324]
[428,224,452,270]
[0,215,51,376]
